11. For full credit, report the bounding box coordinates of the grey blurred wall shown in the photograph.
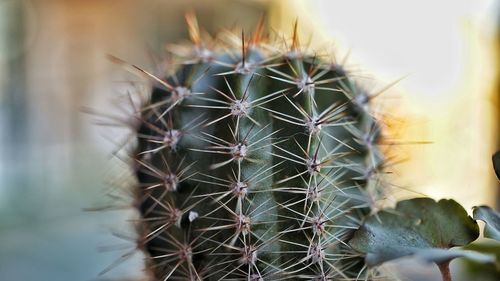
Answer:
[0,1,267,280]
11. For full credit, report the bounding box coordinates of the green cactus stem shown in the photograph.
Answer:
[127,15,388,281]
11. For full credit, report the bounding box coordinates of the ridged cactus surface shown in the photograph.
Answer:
[132,16,386,281]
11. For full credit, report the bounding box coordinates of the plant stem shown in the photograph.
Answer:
[438,261,452,281]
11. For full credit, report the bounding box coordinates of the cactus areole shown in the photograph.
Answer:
[132,16,387,280]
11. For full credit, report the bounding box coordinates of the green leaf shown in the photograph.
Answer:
[349,198,480,266]
[461,241,500,280]
[473,206,500,241]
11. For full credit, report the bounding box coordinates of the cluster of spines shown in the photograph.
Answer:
[123,14,390,281]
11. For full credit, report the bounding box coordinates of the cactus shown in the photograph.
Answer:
[125,15,388,280]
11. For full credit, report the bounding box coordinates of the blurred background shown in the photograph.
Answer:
[0,0,498,280]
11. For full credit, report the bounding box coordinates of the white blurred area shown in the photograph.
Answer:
[270,0,499,210]
[0,0,497,281]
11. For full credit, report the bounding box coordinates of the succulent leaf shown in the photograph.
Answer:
[473,206,500,241]
[349,198,480,266]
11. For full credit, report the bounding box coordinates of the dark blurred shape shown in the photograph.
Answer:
[494,151,500,181]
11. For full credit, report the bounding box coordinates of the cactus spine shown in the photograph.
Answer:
[130,15,387,280]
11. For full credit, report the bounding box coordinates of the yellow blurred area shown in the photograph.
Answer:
[270,0,499,210]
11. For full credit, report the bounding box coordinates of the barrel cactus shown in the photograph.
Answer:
[123,15,389,280]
